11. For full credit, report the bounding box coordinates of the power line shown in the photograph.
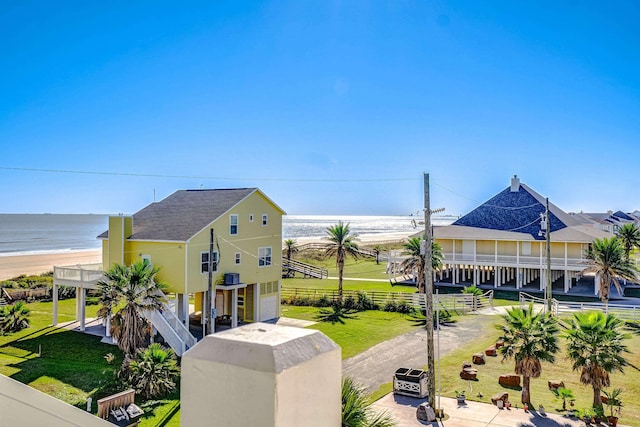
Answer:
[0,166,415,183]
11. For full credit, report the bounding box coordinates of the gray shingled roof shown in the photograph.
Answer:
[98,188,258,241]
[452,180,579,240]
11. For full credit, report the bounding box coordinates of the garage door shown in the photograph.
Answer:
[260,295,277,321]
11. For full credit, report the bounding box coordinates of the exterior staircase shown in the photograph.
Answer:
[143,294,197,357]
[282,258,328,279]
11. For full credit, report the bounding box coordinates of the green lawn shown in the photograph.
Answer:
[0,299,179,426]
[281,305,422,359]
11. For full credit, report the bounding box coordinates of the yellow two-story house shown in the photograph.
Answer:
[99,188,285,328]
[433,176,610,295]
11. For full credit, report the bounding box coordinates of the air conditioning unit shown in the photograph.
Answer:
[224,273,240,285]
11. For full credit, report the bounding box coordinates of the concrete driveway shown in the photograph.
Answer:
[372,393,626,427]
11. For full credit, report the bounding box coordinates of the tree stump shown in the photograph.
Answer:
[460,368,478,380]
[485,346,497,357]
[472,353,486,365]
[461,361,472,370]
[547,380,564,390]
[498,374,521,388]
[495,341,504,348]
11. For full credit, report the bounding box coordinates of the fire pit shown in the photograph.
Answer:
[393,367,428,398]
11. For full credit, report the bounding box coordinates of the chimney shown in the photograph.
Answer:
[510,175,520,192]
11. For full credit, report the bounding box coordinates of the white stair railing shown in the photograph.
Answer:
[144,309,187,356]
[142,291,197,357]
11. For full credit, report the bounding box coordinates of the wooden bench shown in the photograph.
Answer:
[97,389,139,425]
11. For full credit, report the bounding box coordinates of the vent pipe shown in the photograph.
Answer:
[510,175,520,192]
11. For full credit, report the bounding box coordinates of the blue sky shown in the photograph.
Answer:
[1,1,639,216]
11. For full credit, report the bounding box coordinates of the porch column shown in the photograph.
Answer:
[178,294,189,325]
[254,283,261,322]
[494,267,499,288]
[52,283,58,326]
[539,268,544,291]
[79,286,86,332]
[564,270,570,293]
[232,288,238,328]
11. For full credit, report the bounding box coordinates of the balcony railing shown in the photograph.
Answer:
[53,264,105,289]
[442,253,586,268]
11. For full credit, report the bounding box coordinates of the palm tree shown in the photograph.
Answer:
[564,311,630,407]
[372,244,383,265]
[98,260,168,356]
[616,223,640,261]
[496,304,559,404]
[551,387,575,411]
[583,237,637,310]
[400,237,443,293]
[324,221,360,302]
[0,301,30,334]
[126,343,180,399]
[283,238,298,260]
[342,377,395,427]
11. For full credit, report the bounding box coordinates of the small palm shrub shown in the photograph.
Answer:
[316,303,357,325]
[462,284,483,296]
[355,292,378,311]
[315,295,333,307]
[122,343,180,400]
[342,377,395,427]
[0,301,30,334]
[343,295,357,310]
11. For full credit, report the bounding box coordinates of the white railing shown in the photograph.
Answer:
[144,305,197,357]
[53,264,105,289]
[144,309,187,356]
[442,254,586,268]
[411,291,493,314]
[555,302,640,322]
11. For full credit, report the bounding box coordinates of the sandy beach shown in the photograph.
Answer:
[0,249,102,281]
[0,231,412,281]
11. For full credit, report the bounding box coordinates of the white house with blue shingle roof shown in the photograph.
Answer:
[433,176,610,294]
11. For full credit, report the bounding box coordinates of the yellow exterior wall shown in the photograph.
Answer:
[476,240,494,255]
[125,241,186,293]
[185,191,283,294]
[567,243,583,258]
[437,239,453,253]
[497,241,517,255]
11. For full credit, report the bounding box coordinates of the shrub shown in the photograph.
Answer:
[121,343,180,400]
[315,295,333,307]
[383,301,398,312]
[355,292,378,311]
[462,284,483,296]
[343,295,357,310]
[0,301,30,334]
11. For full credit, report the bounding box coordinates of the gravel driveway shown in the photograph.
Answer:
[342,315,497,393]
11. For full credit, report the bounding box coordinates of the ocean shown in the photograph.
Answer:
[0,213,457,255]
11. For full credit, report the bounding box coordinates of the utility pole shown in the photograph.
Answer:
[545,198,552,314]
[423,172,436,405]
[207,228,215,335]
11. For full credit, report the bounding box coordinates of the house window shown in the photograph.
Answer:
[249,214,254,222]
[201,251,218,273]
[235,252,241,265]
[258,247,272,267]
[230,214,238,235]
[262,214,268,226]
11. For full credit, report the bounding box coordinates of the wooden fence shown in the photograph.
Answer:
[281,287,493,314]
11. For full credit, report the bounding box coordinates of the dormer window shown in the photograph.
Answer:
[230,214,238,235]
